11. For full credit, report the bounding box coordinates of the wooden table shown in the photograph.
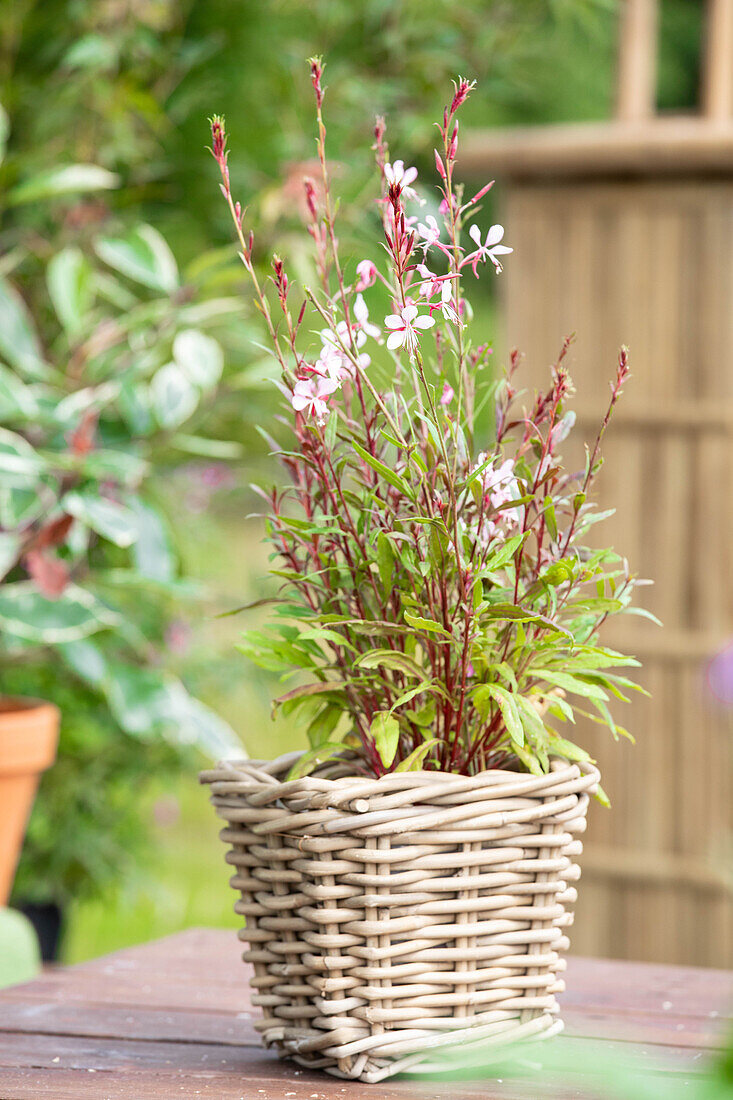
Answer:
[0,928,730,1098]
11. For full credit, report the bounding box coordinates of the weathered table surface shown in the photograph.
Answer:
[0,928,730,1099]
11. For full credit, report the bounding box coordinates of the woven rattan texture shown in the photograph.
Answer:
[202,753,599,1083]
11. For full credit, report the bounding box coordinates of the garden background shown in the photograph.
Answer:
[0,0,709,964]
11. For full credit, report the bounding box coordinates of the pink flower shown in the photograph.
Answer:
[476,455,520,520]
[468,223,512,275]
[166,619,192,655]
[417,263,441,299]
[417,214,441,251]
[291,375,338,422]
[440,381,454,406]
[355,260,377,291]
[384,304,435,354]
[384,159,419,202]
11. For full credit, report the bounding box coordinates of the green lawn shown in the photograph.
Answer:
[64,775,238,963]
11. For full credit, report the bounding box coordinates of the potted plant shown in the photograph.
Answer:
[202,65,644,1083]
[0,698,59,907]
[0,132,246,938]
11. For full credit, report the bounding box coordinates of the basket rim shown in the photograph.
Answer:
[200,749,600,809]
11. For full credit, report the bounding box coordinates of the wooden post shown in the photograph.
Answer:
[616,0,659,122]
[702,0,733,120]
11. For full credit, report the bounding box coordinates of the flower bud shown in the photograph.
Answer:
[355,260,377,291]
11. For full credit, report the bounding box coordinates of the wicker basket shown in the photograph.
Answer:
[201,751,599,1083]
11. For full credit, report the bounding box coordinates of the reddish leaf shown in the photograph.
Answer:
[25,550,70,598]
[30,513,74,551]
[68,408,98,455]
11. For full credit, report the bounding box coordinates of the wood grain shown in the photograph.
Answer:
[495,178,733,967]
[0,929,729,1099]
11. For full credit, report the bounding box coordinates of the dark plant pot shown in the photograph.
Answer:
[15,901,64,962]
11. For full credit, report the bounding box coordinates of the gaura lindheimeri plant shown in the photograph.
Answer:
[210,62,645,787]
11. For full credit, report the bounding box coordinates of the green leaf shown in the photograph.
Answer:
[8,164,119,206]
[547,733,592,763]
[0,363,38,419]
[307,704,344,748]
[173,329,224,391]
[0,531,21,579]
[512,741,544,776]
[355,649,424,679]
[63,33,118,70]
[58,638,108,685]
[531,669,609,701]
[105,662,240,757]
[483,602,573,641]
[483,532,527,572]
[172,434,242,459]
[623,606,663,627]
[403,609,453,639]
[484,603,540,622]
[0,582,117,643]
[0,277,48,379]
[352,439,414,498]
[394,738,441,771]
[286,743,345,780]
[71,448,148,486]
[63,491,139,548]
[389,682,439,714]
[126,498,174,582]
[0,102,8,167]
[473,683,524,746]
[514,694,549,752]
[47,247,92,335]
[94,225,178,293]
[165,687,241,759]
[377,532,395,594]
[594,783,611,808]
[150,363,199,428]
[0,428,45,485]
[540,561,574,587]
[371,711,400,767]
[543,496,558,540]
[274,680,347,705]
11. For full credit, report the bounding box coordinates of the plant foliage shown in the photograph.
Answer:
[211,64,648,782]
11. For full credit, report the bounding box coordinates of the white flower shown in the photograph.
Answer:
[291,376,338,423]
[322,320,364,352]
[436,280,460,325]
[316,339,369,385]
[417,214,441,250]
[353,294,380,339]
[416,265,460,326]
[384,159,419,201]
[468,223,513,274]
[384,304,435,354]
[355,260,377,291]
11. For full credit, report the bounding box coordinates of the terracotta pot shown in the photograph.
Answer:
[0,698,59,906]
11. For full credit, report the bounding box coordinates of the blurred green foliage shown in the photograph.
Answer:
[1,1,619,248]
